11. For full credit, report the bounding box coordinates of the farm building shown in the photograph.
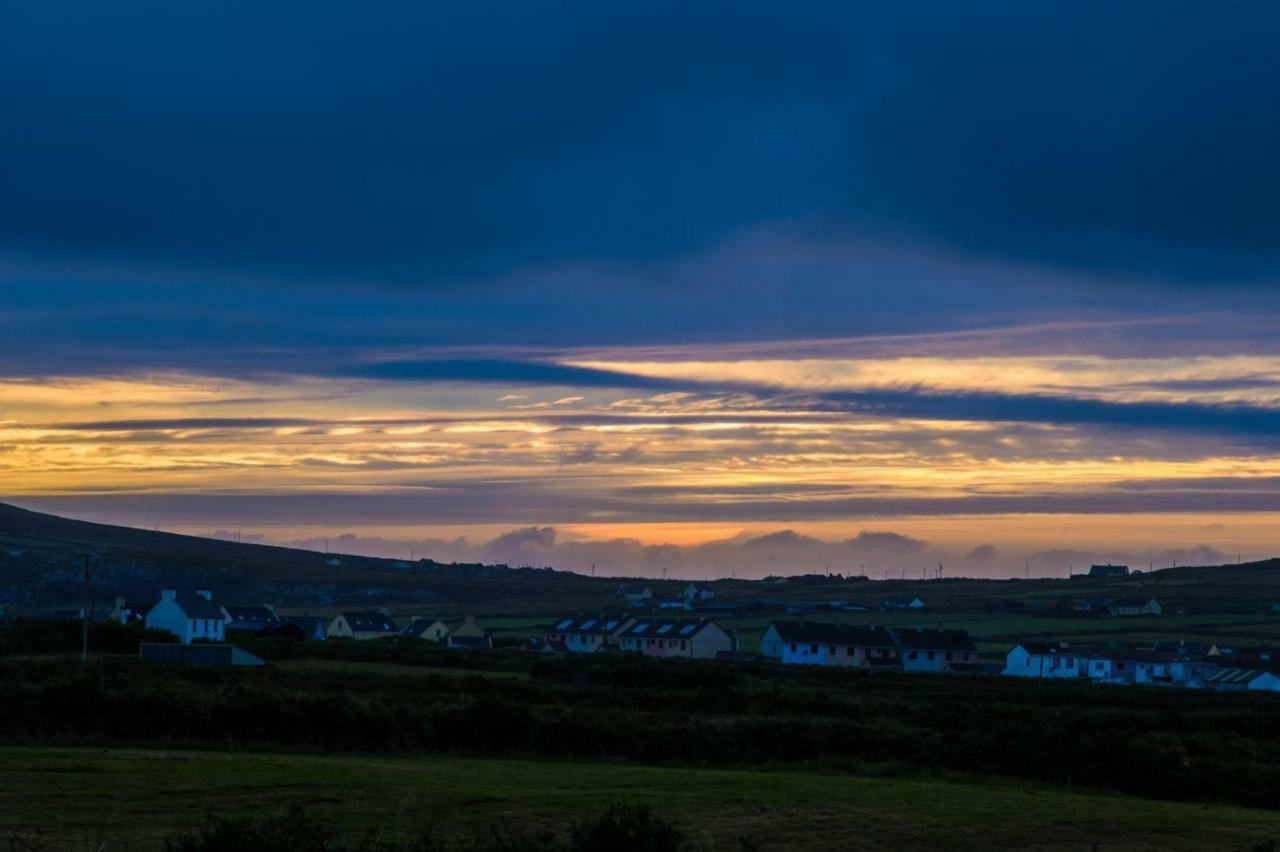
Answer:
[144,589,226,644]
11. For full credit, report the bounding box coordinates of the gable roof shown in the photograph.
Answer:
[767,621,896,648]
[280,615,325,636]
[401,618,448,638]
[1110,597,1157,609]
[160,594,223,620]
[339,611,397,632]
[892,627,976,653]
[223,605,278,625]
[548,611,631,635]
[1088,564,1128,576]
[619,617,722,640]
[1205,667,1272,685]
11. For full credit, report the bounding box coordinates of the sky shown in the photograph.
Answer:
[2,2,1280,577]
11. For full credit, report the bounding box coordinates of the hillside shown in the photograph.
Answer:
[0,501,1276,621]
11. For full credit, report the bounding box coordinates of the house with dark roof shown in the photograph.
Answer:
[221,604,279,634]
[761,621,900,668]
[617,617,734,659]
[445,633,494,650]
[144,589,226,644]
[279,615,328,641]
[1108,598,1162,617]
[682,583,715,608]
[401,617,450,641]
[1088,563,1129,578]
[1204,668,1280,692]
[544,612,634,653]
[615,585,653,606]
[891,627,977,672]
[880,596,925,611]
[327,610,398,639]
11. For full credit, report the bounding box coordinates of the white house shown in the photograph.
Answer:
[617,617,734,659]
[682,583,715,608]
[893,627,977,672]
[880,596,925,611]
[761,621,900,668]
[327,610,398,639]
[615,585,653,606]
[1004,642,1089,679]
[1108,598,1162,617]
[544,611,634,653]
[1204,668,1280,692]
[145,589,226,644]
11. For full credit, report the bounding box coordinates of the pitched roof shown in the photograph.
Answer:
[548,612,630,635]
[767,621,896,648]
[280,615,325,635]
[446,634,493,649]
[619,617,721,640]
[891,627,976,653]
[401,618,447,638]
[164,594,223,620]
[223,605,278,626]
[1205,667,1271,685]
[339,611,397,632]
[1110,597,1156,609]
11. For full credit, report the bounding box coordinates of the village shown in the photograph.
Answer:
[30,561,1277,695]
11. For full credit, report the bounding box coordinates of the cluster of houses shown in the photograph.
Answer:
[122,587,492,649]
[1002,640,1280,692]
[533,611,736,658]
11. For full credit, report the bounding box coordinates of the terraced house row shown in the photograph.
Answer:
[759,621,981,672]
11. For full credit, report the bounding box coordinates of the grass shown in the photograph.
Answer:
[3,748,1280,851]
[274,658,528,680]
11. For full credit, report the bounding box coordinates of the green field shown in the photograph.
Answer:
[3,748,1279,852]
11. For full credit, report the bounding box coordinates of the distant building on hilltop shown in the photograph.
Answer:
[1088,564,1129,578]
[615,584,653,606]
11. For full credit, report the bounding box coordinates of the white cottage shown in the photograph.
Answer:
[145,589,226,644]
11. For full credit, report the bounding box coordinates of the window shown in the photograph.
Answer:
[945,652,953,661]
[828,646,836,654]
[680,640,687,650]
[809,644,818,654]
[909,651,918,660]
[927,651,936,661]
[1065,658,1075,668]
[789,643,797,652]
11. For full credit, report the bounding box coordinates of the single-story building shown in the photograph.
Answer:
[761,621,899,668]
[327,610,398,640]
[893,627,977,672]
[1203,668,1280,692]
[401,617,451,641]
[544,612,634,653]
[221,604,279,634]
[1108,598,1162,617]
[617,617,734,659]
[880,596,925,611]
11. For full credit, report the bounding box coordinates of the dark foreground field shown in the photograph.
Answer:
[4,747,1280,852]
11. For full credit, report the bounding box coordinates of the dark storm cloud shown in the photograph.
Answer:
[4,1,1280,287]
